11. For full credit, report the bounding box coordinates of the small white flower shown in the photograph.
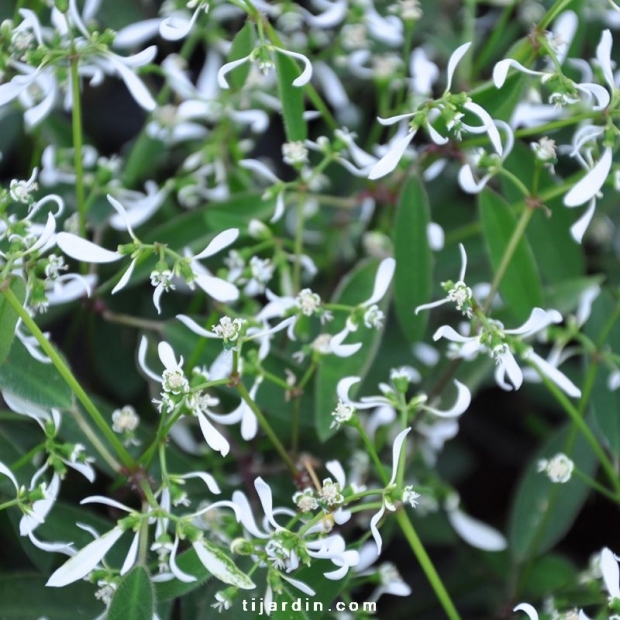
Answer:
[330,399,355,429]
[295,288,322,316]
[112,405,139,433]
[537,453,574,483]
[10,168,38,203]
[531,136,557,162]
[416,244,473,316]
[319,478,344,506]
[293,488,319,512]
[218,44,312,89]
[402,486,421,507]
[363,304,385,329]
[212,316,244,343]
[282,141,309,166]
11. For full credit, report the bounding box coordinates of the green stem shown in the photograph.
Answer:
[69,403,122,472]
[572,467,619,503]
[293,192,306,294]
[535,369,620,495]
[482,207,534,314]
[539,0,574,30]
[10,442,45,471]
[1,284,135,470]
[460,0,477,86]
[70,55,87,242]
[354,421,388,485]
[0,498,20,512]
[236,381,297,475]
[395,510,463,620]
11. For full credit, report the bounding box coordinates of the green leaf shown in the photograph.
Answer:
[0,572,98,619]
[0,338,72,410]
[107,566,154,620]
[508,424,597,561]
[0,277,26,365]
[275,52,307,142]
[544,276,604,316]
[585,290,620,457]
[272,586,311,620]
[393,176,432,342]
[478,188,543,322]
[315,259,389,441]
[521,554,577,599]
[226,21,255,90]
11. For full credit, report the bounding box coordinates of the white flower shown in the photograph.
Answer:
[46,495,145,587]
[212,316,244,343]
[218,44,312,89]
[415,244,473,316]
[293,488,319,512]
[537,453,574,483]
[112,405,139,433]
[296,289,322,316]
[330,257,395,357]
[330,400,355,429]
[434,308,569,393]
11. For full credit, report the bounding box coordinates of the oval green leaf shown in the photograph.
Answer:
[0,573,98,619]
[226,20,255,90]
[585,290,620,457]
[107,565,154,620]
[479,188,543,322]
[0,277,26,365]
[0,338,72,410]
[508,424,597,562]
[393,175,432,342]
[275,51,307,142]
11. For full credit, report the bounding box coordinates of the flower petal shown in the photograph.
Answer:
[276,48,313,87]
[46,526,125,587]
[513,603,539,620]
[368,131,416,180]
[194,274,240,302]
[445,42,471,93]
[564,147,612,207]
[602,547,620,598]
[193,229,239,260]
[56,232,122,263]
[447,507,507,551]
[365,257,395,306]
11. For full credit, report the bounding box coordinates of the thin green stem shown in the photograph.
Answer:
[395,510,463,620]
[460,0,477,86]
[572,467,619,503]
[539,0,574,30]
[354,421,388,485]
[10,442,45,471]
[236,381,297,475]
[0,498,20,512]
[70,55,87,242]
[1,284,135,470]
[293,192,306,294]
[69,403,122,472]
[482,207,534,314]
[536,369,620,496]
